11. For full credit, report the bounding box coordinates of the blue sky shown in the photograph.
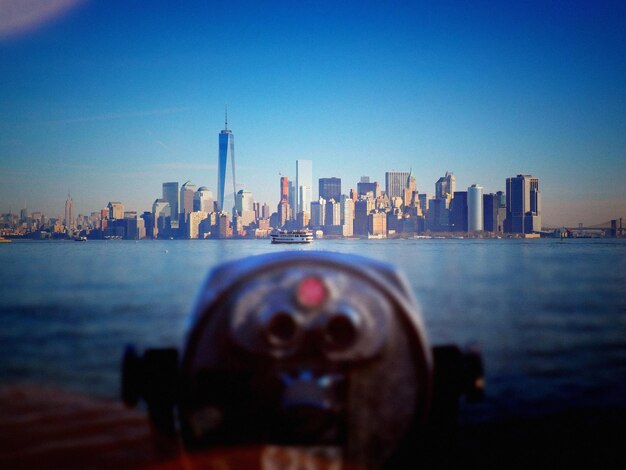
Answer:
[1,0,624,226]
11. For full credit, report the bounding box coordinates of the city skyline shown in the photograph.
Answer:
[1,1,625,225]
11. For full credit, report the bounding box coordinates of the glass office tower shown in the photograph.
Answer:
[296,159,313,216]
[505,174,541,233]
[385,171,410,200]
[217,113,236,213]
[162,182,179,221]
[467,184,484,231]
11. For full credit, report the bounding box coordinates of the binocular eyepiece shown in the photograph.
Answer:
[122,251,483,467]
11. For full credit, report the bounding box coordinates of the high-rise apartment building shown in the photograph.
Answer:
[296,160,313,216]
[64,192,73,229]
[162,182,179,221]
[385,171,410,200]
[505,175,541,233]
[218,111,236,212]
[280,176,289,203]
[319,177,341,202]
[467,184,484,231]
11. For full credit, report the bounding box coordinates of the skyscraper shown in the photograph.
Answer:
[357,179,380,198]
[324,198,341,226]
[180,181,196,220]
[435,171,456,200]
[152,199,170,218]
[283,180,294,219]
[385,171,410,200]
[235,189,255,227]
[467,184,484,231]
[107,201,124,220]
[418,194,429,214]
[451,191,468,232]
[162,182,179,221]
[505,175,541,233]
[64,192,73,229]
[354,198,376,236]
[340,196,354,237]
[280,176,289,203]
[218,109,236,213]
[319,177,341,202]
[310,197,326,228]
[194,187,214,212]
[296,160,312,216]
[278,176,291,227]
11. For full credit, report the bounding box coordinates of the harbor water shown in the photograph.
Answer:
[1,238,625,424]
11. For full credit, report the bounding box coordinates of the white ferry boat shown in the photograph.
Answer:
[271,230,314,244]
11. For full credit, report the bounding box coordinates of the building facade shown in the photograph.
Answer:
[451,191,468,232]
[467,184,484,231]
[319,177,341,202]
[280,176,289,203]
[217,115,236,212]
[107,201,124,220]
[64,193,73,229]
[194,187,214,212]
[179,181,196,221]
[385,171,410,200]
[162,182,179,222]
[324,198,341,226]
[310,197,326,228]
[296,160,313,217]
[235,189,255,227]
[505,175,541,233]
[435,171,456,200]
[357,176,381,199]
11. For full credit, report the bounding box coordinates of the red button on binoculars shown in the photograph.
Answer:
[296,277,328,308]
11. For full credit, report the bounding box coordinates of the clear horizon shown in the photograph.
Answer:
[1,1,625,226]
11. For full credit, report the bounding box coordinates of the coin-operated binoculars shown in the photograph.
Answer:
[122,251,483,468]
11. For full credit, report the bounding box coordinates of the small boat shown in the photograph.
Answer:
[74,236,87,242]
[271,229,313,244]
[0,237,11,243]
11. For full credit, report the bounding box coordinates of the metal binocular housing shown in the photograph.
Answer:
[122,251,483,468]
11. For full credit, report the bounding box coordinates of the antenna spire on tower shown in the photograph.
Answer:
[225,104,228,130]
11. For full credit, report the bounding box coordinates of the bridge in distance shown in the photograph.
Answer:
[545,219,624,237]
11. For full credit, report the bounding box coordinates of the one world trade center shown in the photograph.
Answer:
[217,108,236,213]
